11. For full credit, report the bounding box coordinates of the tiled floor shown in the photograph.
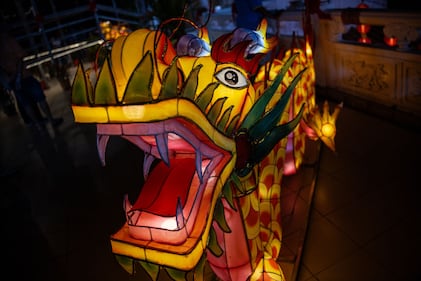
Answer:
[298,90,421,281]
[1,79,420,281]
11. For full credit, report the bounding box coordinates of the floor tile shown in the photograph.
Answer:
[325,186,409,246]
[312,169,363,216]
[300,212,359,274]
[314,248,394,281]
[363,217,421,281]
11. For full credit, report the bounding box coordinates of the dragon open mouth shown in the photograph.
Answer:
[95,107,236,269]
[99,117,229,244]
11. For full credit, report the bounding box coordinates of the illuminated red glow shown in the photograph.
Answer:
[384,36,397,47]
[358,37,372,44]
[357,24,371,44]
[357,24,370,34]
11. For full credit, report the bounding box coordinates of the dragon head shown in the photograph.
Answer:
[71,22,306,279]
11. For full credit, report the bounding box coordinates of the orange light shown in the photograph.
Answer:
[384,36,397,47]
[356,24,371,44]
[100,21,130,40]
[355,1,371,44]
[306,101,342,152]
[358,36,372,44]
[357,24,370,34]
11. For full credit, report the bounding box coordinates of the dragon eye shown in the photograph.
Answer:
[215,67,248,89]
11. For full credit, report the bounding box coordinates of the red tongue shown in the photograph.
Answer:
[131,158,196,216]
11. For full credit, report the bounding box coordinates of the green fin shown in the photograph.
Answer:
[207,226,223,257]
[124,51,154,103]
[214,199,231,233]
[138,260,160,281]
[181,64,202,101]
[159,57,180,99]
[94,58,118,105]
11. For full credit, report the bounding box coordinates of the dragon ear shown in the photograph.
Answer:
[239,53,299,131]
[235,105,304,178]
[248,68,306,140]
[234,54,306,177]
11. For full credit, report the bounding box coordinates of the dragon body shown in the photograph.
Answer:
[71,19,338,281]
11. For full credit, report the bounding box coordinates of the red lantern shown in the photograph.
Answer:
[357,24,371,44]
[384,36,397,47]
[357,1,369,8]
[356,1,371,44]
[357,24,370,34]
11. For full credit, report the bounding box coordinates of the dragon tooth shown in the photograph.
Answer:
[97,134,110,166]
[125,207,141,225]
[123,194,139,224]
[196,150,203,183]
[176,197,186,229]
[155,133,169,165]
[123,194,132,212]
[143,153,155,180]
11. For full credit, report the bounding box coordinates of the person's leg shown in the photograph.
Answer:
[38,99,62,126]
[26,76,63,126]
[13,88,39,125]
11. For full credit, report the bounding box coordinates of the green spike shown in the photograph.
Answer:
[192,254,207,281]
[208,97,227,125]
[240,53,299,130]
[181,64,202,101]
[230,172,244,194]
[94,57,118,105]
[236,106,304,177]
[159,58,179,99]
[251,105,304,164]
[114,255,134,275]
[226,114,240,136]
[207,226,223,257]
[214,199,231,233]
[165,267,187,281]
[222,179,236,210]
[217,106,233,132]
[86,70,94,105]
[195,82,218,112]
[123,51,154,104]
[249,68,307,140]
[137,260,160,281]
[71,63,90,105]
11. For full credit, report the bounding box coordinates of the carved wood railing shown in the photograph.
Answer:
[314,10,421,116]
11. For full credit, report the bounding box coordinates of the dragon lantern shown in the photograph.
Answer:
[71,17,340,281]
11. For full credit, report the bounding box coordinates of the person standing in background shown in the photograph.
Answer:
[195,0,209,26]
[0,28,63,129]
[232,0,277,30]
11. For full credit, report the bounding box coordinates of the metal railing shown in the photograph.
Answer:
[10,3,147,70]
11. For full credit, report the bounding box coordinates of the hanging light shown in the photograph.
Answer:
[357,24,371,44]
[356,1,371,44]
[384,35,397,47]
